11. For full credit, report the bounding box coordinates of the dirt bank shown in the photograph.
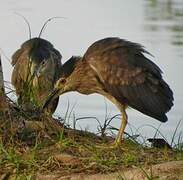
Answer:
[37,161,183,180]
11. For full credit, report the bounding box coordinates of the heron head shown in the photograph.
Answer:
[17,38,61,87]
[26,38,58,79]
[43,77,67,109]
[43,56,81,109]
[12,37,61,87]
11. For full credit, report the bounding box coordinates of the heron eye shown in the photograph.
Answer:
[41,59,46,66]
[59,78,66,84]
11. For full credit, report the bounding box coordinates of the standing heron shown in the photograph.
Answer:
[11,37,62,114]
[44,37,174,146]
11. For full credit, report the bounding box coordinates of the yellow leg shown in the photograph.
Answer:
[114,106,128,146]
[96,106,128,149]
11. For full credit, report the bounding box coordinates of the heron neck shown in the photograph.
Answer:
[69,61,103,95]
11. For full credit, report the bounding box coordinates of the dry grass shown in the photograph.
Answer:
[0,101,183,179]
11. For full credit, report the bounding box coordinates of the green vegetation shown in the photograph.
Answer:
[0,102,183,179]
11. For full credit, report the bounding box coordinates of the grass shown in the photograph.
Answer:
[0,100,183,179]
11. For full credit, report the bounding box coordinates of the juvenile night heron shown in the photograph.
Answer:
[44,37,174,146]
[11,37,62,114]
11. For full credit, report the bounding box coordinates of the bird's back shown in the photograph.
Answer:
[83,37,174,122]
[11,38,62,113]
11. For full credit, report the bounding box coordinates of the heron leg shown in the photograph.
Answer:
[114,105,128,146]
[95,106,127,149]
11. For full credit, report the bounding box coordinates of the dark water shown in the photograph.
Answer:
[0,0,182,143]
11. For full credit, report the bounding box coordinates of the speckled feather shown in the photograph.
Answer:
[11,38,62,113]
[82,37,174,122]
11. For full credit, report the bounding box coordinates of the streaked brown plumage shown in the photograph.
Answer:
[44,37,174,146]
[11,37,62,114]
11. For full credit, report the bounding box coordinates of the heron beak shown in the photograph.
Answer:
[43,88,60,109]
[33,66,41,78]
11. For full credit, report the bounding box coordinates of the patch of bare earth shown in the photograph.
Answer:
[36,161,183,180]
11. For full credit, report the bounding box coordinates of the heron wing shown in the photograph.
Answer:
[11,47,31,93]
[11,48,23,66]
[85,38,173,122]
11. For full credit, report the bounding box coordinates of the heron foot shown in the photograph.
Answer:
[96,139,125,149]
[110,139,124,148]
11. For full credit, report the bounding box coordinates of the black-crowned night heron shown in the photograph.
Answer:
[44,37,174,146]
[11,37,62,114]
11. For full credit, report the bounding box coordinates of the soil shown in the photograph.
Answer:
[0,106,183,180]
[36,161,183,180]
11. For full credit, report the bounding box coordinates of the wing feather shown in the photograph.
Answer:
[84,38,173,122]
